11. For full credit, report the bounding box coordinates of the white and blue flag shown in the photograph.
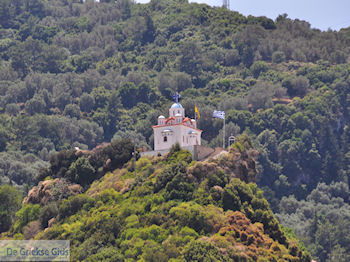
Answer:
[213,110,225,119]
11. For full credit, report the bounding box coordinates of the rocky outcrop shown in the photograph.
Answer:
[23,178,83,205]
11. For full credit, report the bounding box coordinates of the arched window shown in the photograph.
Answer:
[164,136,167,142]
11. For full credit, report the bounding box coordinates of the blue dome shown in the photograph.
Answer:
[171,103,183,109]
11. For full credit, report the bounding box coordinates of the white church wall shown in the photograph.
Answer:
[153,102,202,151]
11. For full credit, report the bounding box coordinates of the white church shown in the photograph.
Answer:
[141,102,218,160]
[153,102,202,150]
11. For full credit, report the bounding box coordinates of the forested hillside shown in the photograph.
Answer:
[1,140,312,261]
[0,0,349,261]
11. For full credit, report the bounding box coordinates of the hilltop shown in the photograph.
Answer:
[2,137,311,261]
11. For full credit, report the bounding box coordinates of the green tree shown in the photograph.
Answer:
[250,61,269,78]
[68,157,96,186]
[178,41,203,77]
[79,93,95,113]
[13,204,41,233]
[63,104,81,118]
[0,185,22,232]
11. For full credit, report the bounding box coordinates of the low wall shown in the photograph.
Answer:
[193,145,215,160]
[140,145,215,161]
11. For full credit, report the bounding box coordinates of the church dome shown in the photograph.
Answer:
[171,103,183,109]
[158,115,165,119]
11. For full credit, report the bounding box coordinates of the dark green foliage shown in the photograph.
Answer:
[118,82,157,108]
[250,61,269,78]
[164,172,195,201]
[39,202,58,228]
[101,138,134,169]
[183,240,229,261]
[58,194,95,220]
[79,93,95,113]
[63,104,81,118]
[42,138,134,186]
[222,178,287,244]
[48,150,79,180]
[84,247,123,262]
[154,162,188,192]
[272,51,286,63]
[277,182,350,262]
[68,157,96,186]
[282,76,310,97]
[0,185,22,232]
[178,41,203,77]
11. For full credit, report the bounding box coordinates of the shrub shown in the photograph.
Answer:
[182,240,229,261]
[272,51,286,63]
[39,203,58,228]
[13,204,41,233]
[250,61,269,78]
[58,194,95,220]
[68,157,96,186]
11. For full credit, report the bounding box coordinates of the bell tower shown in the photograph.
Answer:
[169,103,185,117]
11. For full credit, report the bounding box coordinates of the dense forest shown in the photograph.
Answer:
[0,0,349,261]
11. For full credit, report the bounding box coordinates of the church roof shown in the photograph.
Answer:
[171,103,183,109]
[152,123,202,132]
[165,117,175,123]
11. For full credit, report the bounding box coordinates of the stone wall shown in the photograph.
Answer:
[140,145,215,161]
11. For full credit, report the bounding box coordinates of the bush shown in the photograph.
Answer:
[39,203,58,228]
[272,51,286,63]
[68,157,96,186]
[250,61,269,78]
[85,247,123,262]
[182,240,229,261]
[58,194,95,220]
[0,185,22,232]
[13,204,41,233]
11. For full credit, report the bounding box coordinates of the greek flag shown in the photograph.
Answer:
[172,92,181,103]
[213,110,225,119]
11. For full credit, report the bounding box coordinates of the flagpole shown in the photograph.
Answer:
[195,107,197,122]
[223,115,225,149]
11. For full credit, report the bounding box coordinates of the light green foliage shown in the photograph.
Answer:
[13,204,41,233]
